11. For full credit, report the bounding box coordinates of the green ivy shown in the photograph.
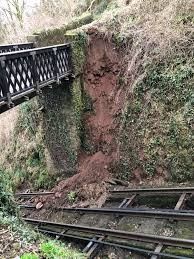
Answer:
[0,169,16,214]
[119,54,194,182]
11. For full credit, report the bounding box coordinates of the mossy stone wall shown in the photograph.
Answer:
[33,29,87,177]
[39,83,80,176]
[32,12,92,47]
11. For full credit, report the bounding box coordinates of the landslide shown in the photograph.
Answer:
[47,0,194,207]
[1,0,194,207]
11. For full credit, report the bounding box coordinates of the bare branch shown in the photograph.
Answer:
[2,0,25,29]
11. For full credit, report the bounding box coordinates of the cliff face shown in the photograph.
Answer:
[1,0,194,194]
[49,29,125,197]
[72,27,194,188]
[37,27,194,206]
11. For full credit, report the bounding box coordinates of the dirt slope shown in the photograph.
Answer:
[41,29,126,206]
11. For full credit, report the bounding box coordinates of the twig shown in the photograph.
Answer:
[87,0,97,12]
[0,230,9,235]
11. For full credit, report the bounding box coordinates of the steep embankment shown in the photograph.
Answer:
[1,0,194,205]
[0,109,18,149]
[47,0,194,206]
[1,0,194,257]
[52,29,125,197]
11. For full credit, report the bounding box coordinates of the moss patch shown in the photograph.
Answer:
[0,101,55,191]
[39,84,78,176]
[119,53,194,182]
[37,31,87,177]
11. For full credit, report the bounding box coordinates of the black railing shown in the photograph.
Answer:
[0,42,34,53]
[0,43,72,113]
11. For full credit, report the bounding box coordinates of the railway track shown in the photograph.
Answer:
[109,187,194,208]
[109,186,194,212]
[20,205,194,221]
[16,187,194,196]
[110,187,194,195]
[38,229,191,259]
[24,217,194,258]
[20,187,194,258]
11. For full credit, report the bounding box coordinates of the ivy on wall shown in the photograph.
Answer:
[120,55,194,182]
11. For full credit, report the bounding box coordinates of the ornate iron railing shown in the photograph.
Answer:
[0,43,72,113]
[0,42,34,53]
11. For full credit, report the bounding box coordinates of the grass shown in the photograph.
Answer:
[21,254,39,259]
[2,0,194,183]
[0,0,194,257]
[20,241,85,259]
[0,169,16,215]
[0,211,85,259]
[40,241,85,259]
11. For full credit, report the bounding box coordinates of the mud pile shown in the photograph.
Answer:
[48,29,126,206]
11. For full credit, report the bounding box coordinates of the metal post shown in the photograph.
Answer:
[13,45,19,51]
[30,51,40,93]
[0,57,13,108]
[53,47,60,85]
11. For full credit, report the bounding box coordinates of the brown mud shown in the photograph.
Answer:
[38,29,127,208]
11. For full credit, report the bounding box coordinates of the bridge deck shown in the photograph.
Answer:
[0,43,72,114]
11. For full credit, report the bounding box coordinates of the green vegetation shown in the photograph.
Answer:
[0,212,39,243]
[0,168,84,258]
[35,31,87,178]
[95,0,194,183]
[21,254,39,259]
[0,211,85,259]
[0,101,56,191]
[1,1,194,258]
[39,83,81,177]
[40,241,85,259]
[21,241,85,259]
[119,56,194,182]
[65,12,93,31]
[67,191,77,203]
[0,169,17,215]
[164,247,194,257]
[0,182,84,258]
[70,32,87,75]
[35,12,91,47]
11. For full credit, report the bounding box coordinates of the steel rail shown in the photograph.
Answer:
[20,206,194,222]
[38,228,192,259]
[19,204,194,214]
[110,187,194,194]
[15,192,55,197]
[24,218,194,248]
[19,205,36,208]
[52,207,194,221]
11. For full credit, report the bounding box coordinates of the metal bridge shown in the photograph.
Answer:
[0,42,72,114]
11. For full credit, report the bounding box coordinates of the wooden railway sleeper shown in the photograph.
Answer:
[151,192,189,259]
